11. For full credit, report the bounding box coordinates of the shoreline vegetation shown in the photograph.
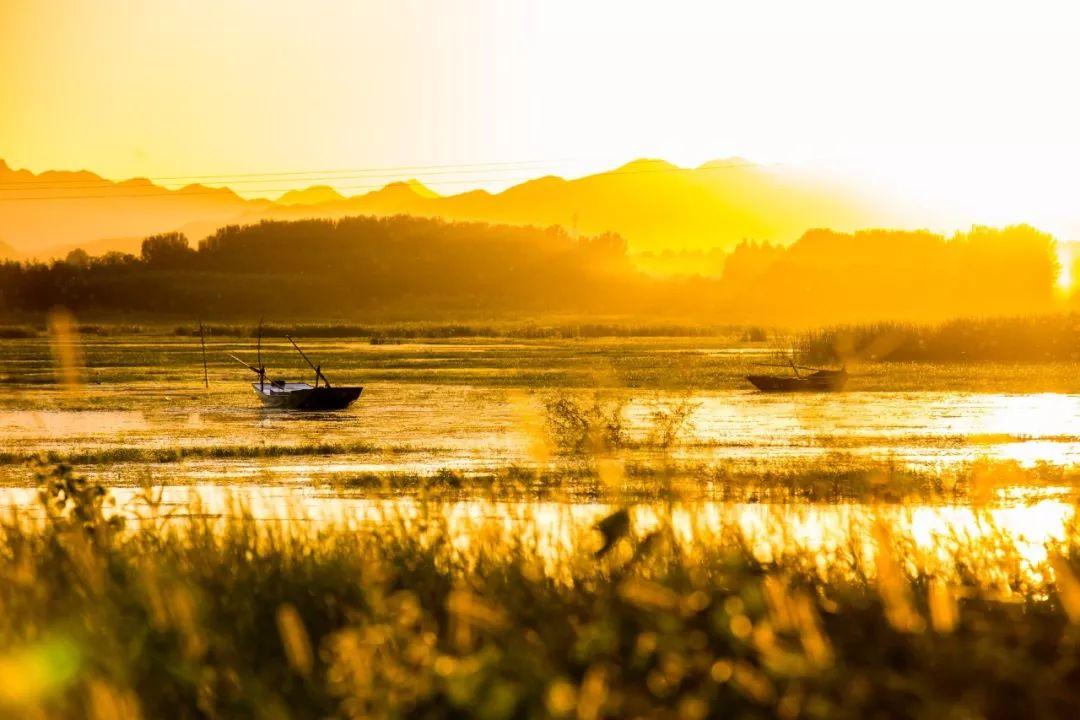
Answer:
[799,315,1080,364]
[6,313,1080,363]
[2,463,1080,718]
[0,216,1070,325]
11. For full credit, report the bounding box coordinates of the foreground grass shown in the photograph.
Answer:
[4,464,1080,718]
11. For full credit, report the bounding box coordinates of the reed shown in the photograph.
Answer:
[0,441,383,466]
[2,464,1079,718]
[799,313,1080,363]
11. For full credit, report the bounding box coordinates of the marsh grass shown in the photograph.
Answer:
[4,464,1080,718]
[0,441,385,467]
[320,457,1077,505]
[8,326,1080,716]
[0,325,38,338]
[537,391,697,455]
[172,321,739,341]
[542,392,627,454]
[799,314,1080,364]
[643,397,701,449]
[11,330,1080,393]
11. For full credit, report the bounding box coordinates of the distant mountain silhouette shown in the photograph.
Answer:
[0,237,19,261]
[252,158,886,253]
[0,159,264,257]
[277,185,345,206]
[0,157,890,258]
[342,178,441,207]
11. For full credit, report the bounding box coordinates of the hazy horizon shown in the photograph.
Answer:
[7,1,1080,239]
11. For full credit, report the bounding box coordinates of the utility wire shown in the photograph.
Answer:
[0,157,575,191]
[0,158,779,203]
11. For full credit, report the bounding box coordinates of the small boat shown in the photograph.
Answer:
[229,332,362,411]
[746,362,847,393]
[250,380,363,410]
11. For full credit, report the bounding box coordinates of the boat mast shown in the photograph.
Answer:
[257,317,265,391]
[227,353,266,382]
[199,320,208,388]
[786,343,802,378]
[287,336,331,388]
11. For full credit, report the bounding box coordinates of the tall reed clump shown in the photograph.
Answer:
[644,397,701,449]
[4,464,1080,717]
[0,325,38,338]
[540,392,702,455]
[542,392,627,454]
[173,321,729,340]
[798,313,1080,364]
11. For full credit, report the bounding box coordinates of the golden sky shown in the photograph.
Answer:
[4,0,1080,236]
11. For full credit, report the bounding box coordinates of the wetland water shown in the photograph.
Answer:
[3,332,1080,582]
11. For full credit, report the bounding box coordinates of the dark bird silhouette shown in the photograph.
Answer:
[594,508,631,558]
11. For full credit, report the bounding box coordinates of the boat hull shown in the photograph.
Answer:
[746,371,847,393]
[253,384,363,410]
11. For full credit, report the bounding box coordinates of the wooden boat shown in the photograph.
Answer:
[229,332,362,411]
[248,380,361,410]
[746,363,847,393]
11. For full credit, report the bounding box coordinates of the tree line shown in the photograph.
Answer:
[0,216,1067,323]
[0,216,653,317]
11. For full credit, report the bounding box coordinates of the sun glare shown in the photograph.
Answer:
[1056,242,1075,291]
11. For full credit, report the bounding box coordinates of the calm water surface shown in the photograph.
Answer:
[2,334,1079,577]
[3,383,1079,477]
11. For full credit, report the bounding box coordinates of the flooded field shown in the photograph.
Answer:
[5,331,1080,717]
[5,334,1080,469]
[3,331,1080,580]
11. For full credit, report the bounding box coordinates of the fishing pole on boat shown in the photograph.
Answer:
[257,316,265,391]
[199,320,208,388]
[286,335,332,388]
[227,352,267,384]
[227,325,362,411]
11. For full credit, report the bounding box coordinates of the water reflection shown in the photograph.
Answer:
[5,387,1080,473]
[627,390,1080,470]
[1,484,1071,589]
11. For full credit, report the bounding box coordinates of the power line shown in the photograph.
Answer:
[0,170,561,201]
[0,166,565,192]
[0,157,575,191]
[0,158,778,203]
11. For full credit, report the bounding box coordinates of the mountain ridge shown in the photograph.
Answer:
[0,157,892,258]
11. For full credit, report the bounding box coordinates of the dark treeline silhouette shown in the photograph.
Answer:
[0,216,1065,322]
[718,225,1060,323]
[0,216,672,317]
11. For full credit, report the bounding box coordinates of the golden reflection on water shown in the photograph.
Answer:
[7,342,1080,592]
[1,484,1072,589]
[0,411,148,438]
[5,386,1080,470]
[978,393,1080,437]
[677,390,1080,468]
[993,440,1076,466]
